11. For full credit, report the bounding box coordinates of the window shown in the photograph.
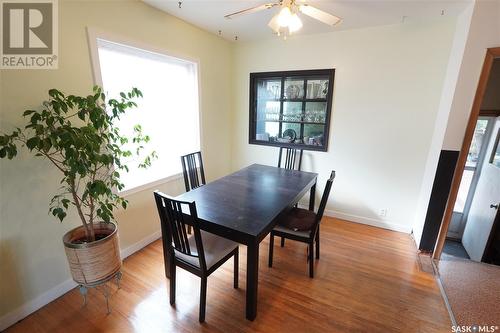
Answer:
[96,38,200,193]
[249,69,335,152]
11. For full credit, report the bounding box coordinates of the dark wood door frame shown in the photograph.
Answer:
[433,47,500,260]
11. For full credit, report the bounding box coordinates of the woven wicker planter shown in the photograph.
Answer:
[63,222,121,286]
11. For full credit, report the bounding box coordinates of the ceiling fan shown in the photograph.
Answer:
[224,0,342,37]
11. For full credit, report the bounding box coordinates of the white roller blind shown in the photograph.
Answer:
[97,38,200,192]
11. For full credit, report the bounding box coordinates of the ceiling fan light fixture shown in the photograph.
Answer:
[226,1,340,38]
[277,6,292,27]
[288,13,302,33]
[268,13,281,33]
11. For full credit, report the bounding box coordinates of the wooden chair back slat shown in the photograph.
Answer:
[278,147,303,171]
[154,191,207,270]
[181,151,206,192]
[316,170,336,223]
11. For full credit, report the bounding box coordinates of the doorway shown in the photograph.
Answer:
[434,48,500,261]
[432,47,500,329]
[443,116,496,260]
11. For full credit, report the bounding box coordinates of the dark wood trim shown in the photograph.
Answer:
[433,47,500,259]
[248,69,335,152]
[480,109,500,117]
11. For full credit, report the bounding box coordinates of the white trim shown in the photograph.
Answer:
[120,230,161,260]
[0,229,161,331]
[296,202,412,233]
[0,278,77,332]
[324,209,412,233]
[86,26,204,154]
[118,172,183,197]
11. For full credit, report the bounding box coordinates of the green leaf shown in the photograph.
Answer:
[23,110,36,116]
[26,137,40,150]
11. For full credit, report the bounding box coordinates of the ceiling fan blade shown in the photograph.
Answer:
[225,3,279,19]
[299,4,342,26]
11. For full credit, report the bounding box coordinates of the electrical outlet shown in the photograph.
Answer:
[379,209,388,218]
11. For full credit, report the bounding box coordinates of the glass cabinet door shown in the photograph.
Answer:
[250,69,334,151]
[255,78,281,141]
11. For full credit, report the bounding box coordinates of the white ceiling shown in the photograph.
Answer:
[143,0,471,42]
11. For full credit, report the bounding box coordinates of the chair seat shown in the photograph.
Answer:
[278,207,317,231]
[175,230,239,269]
[273,224,312,238]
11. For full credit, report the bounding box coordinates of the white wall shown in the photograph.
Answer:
[442,0,500,150]
[0,0,233,328]
[231,19,457,233]
[412,4,474,246]
[409,0,500,250]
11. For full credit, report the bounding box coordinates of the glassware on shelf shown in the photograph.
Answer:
[306,79,329,99]
[284,79,304,99]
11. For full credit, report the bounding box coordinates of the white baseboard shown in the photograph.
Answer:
[0,229,162,331]
[323,209,412,234]
[120,230,162,260]
[296,201,412,234]
[0,278,77,332]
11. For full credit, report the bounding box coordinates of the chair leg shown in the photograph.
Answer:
[234,248,239,289]
[269,234,274,267]
[280,237,285,247]
[316,228,320,259]
[199,277,207,322]
[169,262,176,305]
[309,242,314,278]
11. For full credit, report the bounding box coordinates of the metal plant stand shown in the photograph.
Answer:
[79,270,122,314]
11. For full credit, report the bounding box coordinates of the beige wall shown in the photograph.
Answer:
[0,0,233,321]
[231,19,457,232]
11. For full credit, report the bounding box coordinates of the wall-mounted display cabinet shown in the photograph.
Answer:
[249,69,335,152]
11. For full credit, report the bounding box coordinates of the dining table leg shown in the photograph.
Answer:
[246,241,259,321]
[309,182,316,211]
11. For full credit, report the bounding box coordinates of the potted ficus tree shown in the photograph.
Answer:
[0,86,155,286]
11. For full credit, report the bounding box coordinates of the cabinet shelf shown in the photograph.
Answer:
[259,98,328,103]
[256,119,326,125]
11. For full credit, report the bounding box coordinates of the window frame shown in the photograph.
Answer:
[87,27,203,197]
[248,69,335,152]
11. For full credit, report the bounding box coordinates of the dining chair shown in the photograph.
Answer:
[277,147,303,171]
[181,151,206,192]
[180,151,206,234]
[268,170,335,278]
[154,191,239,322]
[277,147,304,247]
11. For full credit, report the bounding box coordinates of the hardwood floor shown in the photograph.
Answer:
[5,218,451,333]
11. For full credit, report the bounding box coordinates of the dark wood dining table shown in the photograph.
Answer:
[175,163,318,320]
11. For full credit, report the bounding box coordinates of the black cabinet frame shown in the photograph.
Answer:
[249,69,335,152]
